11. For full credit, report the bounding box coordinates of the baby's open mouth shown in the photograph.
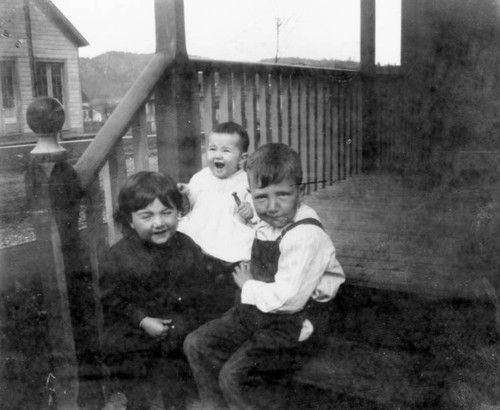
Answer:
[214,161,224,169]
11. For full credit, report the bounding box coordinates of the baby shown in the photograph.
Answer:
[177,121,257,313]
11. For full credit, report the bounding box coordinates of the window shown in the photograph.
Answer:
[1,61,16,109]
[35,62,65,104]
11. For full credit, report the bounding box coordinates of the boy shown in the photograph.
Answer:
[183,143,345,410]
[178,121,257,314]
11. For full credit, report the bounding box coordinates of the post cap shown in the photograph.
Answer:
[27,97,65,134]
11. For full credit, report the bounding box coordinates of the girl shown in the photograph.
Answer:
[100,171,210,410]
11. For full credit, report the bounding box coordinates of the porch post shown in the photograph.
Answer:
[25,97,79,409]
[360,0,378,171]
[154,0,202,183]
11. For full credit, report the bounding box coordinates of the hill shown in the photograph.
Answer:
[79,51,153,101]
[80,53,377,102]
[260,57,360,70]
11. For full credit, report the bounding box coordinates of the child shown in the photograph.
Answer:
[183,143,346,410]
[99,171,210,410]
[177,121,257,313]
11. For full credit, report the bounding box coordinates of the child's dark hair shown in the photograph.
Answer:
[246,143,302,188]
[210,121,250,152]
[114,171,184,231]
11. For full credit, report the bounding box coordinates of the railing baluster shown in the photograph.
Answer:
[132,106,149,172]
[318,79,326,189]
[218,70,232,122]
[282,73,292,146]
[258,73,270,145]
[356,78,363,174]
[244,71,258,152]
[290,74,300,154]
[348,81,354,177]
[101,140,127,246]
[270,73,280,143]
[306,75,313,193]
[299,75,308,186]
[233,71,244,126]
[327,81,337,185]
[201,70,216,136]
[312,77,319,191]
[337,83,344,180]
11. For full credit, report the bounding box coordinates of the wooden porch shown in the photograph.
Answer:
[2,0,500,408]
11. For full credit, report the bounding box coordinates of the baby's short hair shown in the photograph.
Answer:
[246,143,302,188]
[114,171,184,229]
[210,121,250,152]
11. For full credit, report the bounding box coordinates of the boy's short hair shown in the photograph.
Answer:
[114,171,185,230]
[210,121,250,153]
[246,143,302,188]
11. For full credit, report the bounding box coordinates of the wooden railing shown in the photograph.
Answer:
[8,0,408,407]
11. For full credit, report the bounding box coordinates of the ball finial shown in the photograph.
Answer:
[27,97,65,134]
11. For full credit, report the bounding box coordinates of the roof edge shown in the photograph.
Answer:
[35,0,90,48]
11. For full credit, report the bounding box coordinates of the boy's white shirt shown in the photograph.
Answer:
[240,204,345,341]
[177,167,256,263]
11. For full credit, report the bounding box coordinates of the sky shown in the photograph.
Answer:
[50,0,401,65]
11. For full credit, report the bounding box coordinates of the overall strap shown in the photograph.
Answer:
[277,218,324,244]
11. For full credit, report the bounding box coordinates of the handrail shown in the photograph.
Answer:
[191,56,360,78]
[74,51,174,189]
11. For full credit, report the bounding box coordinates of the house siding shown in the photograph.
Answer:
[0,0,85,139]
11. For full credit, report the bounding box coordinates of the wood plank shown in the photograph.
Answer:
[233,71,244,126]
[131,107,149,172]
[218,70,232,123]
[269,73,280,143]
[258,72,270,145]
[243,71,258,153]
[101,140,127,246]
[289,75,300,154]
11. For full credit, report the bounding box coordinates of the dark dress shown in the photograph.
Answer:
[99,230,211,408]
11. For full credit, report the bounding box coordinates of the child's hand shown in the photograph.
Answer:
[232,261,253,289]
[237,201,254,220]
[140,317,172,340]
[177,183,189,196]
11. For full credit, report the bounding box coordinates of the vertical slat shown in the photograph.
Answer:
[269,73,281,143]
[201,70,216,134]
[300,75,309,187]
[102,140,127,246]
[305,76,314,193]
[258,73,270,145]
[325,81,333,184]
[331,81,339,184]
[357,78,363,173]
[310,77,318,191]
[233,71,244,126]
[339,83,345,180]
[218,71,232,122]
[318,79,326,189]
[290,75,300,153]
[281,73,292,146]
[132,106,149,172]
[348,81,354,177]
[244,71,258,153]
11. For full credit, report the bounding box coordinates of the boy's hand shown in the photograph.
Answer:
[140,317,172,340]
[232,261,253,289]
[177,183,189,196]
[237,201,254,220]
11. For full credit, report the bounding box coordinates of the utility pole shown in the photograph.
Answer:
[274,17,282,63]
